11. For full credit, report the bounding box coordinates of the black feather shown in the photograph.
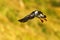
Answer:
[18,10,47,23]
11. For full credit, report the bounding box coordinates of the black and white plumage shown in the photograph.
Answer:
[18,10,47,23]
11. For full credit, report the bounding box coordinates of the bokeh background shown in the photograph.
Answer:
[0,0,60,40]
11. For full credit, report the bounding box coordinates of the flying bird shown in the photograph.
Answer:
[18,10,47,23]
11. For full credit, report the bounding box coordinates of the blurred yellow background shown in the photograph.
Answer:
[0,0,60,40]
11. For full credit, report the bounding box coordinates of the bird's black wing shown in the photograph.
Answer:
[18,16,30,22]
[18,12,35,22]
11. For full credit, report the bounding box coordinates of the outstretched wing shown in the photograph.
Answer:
[18,16,29,22]
[18,13,35,22]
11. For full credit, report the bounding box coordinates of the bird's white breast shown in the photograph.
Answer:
[35,10,38,15]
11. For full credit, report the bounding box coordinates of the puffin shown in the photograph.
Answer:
[18,10,47,23]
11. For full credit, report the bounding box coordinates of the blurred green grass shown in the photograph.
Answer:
[0,0,60,40]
